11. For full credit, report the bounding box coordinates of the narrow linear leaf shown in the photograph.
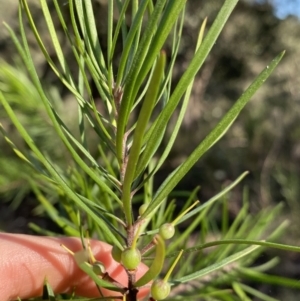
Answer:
[172,245,260,283]
[107,0,114,94]
[116,0,167,163]
[142,171,249,237]
[0,90,122,248]
[30,182,79,236]
[145,17,208,177]
[6,7,121,205]
[110,0,131,66]
[115,0,150,87]
[122,51,166,225]
[232,282,252,301]
[238,283,280,301]
[20,0,80,98]
[134,10,186,179]
[76,0,107,76]
[131,0,187,103]
[169,239,300,258]
[40,0,67,74]
[142,51,285,218]
[0,123,32,165]
[42,280,56,301]
[135,235,166,287]
[136,0,239,186]
[239,267,300,289]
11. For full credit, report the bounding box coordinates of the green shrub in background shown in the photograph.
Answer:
[1,0,300,300]
[0,60,68,209]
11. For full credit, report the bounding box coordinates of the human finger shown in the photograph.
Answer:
[0,233,149,300]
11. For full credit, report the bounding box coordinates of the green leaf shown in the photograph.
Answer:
[239,267,300,289]
[134,235,166,287]
[170,239,300,258]
[172,245,260,283]
[40,0,68,74]
[136,0,239,193]
[30,181,79,236]
[110,0,131,67]
[0,89,122,248]
[122,51,166,225]
[107,0,114,94]
[0,123,32,166]
[134,9,191,180]
[20,0,81,98]
[116,0,168,164]
[232,282,252,301]
[142,171,248,239]
[130,0,187,104]
[115,0,150,87]
[74,0,107,77]
[238,283,280,301]
[149,17,207,176]
[4,9,121,206]
[142,50,285,218]
[42,280,56,301]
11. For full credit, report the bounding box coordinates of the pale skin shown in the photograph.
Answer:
[0,233,150,301]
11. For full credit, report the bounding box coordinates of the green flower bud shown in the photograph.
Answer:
[151,279,171,300]
[92,261,105,275]
[121,247,141,270]
[159,223,175,240]
[111,245,122,263]
[139,203,148,216]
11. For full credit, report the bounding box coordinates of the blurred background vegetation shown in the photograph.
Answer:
[0,0,300,299]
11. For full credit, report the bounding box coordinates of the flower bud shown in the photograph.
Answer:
[151,279,171,300]
[139,203,148,216]
[92,261,105,275]
[121,247,141,270]
[111,245,122,263]
[159,223,175,240]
